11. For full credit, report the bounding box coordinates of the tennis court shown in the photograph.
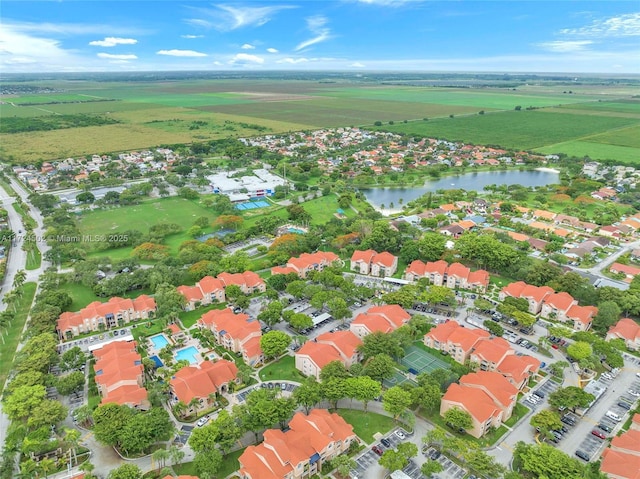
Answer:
[383,369,418,389]
[401,345,450,374]
[235,199,270,210]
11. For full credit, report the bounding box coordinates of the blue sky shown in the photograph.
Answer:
[1,1,639,73]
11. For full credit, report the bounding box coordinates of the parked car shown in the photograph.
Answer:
[381,438,391,448]
[591,429,606,439]
[628,389,640,398]
[617,402,632,410]
[598,423,612,433]
[395,430,406,440]
[196,415,210,427]
[372,445,383,456]
[606,411,622,422]
[575,450,590,462]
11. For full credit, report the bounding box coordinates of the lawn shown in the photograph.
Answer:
[258,355,306,382]
[504,402,530,427]
[336,409,396,444]
[537,140,640,164]
[25,245,41,270]
[77,197,216,237]
[59,282,153,311]
[0,282,37,394]
[173,448,245,478]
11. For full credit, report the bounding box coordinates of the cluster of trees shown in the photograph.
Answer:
[1,114,119,134]
[513,441,608,479]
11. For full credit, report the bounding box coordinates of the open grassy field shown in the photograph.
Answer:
[377,110,640,152]
[3,78,638,162]
[336,409,396,444]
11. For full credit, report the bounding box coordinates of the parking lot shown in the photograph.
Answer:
[423,447,468,479]
[522,377,561,410]
[174,425,193,446]
[236,381,298,402]
[573,373,640,462]
[351,428,408,479]
[58,327,131,353]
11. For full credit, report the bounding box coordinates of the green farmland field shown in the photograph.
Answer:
[537,142,640,163]
[377,110,640,151]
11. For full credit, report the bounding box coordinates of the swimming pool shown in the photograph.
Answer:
[287,227,307,234]
[175,346,200,364]
[149,355,164,368]
[150,334,170,350]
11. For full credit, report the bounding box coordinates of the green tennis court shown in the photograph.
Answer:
[383,369,418,389]
[401,345,450,374]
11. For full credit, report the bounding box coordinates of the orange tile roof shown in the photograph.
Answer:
[405,260,427,277]
[496,354,540,385]
[367,304,411,328]
[287,251,340,271]
[447,262,470,279]
[351,249,377,264]
[533,210,557,220]
[502,281,553,303]
[566,304,597,325]
[197,275,225,294]
[424,260,448,276]
[460,371,518,408]
[600,448,640,479]
[177,285,204,302]
[198,307,260,343]
[457,220,476,230]
[296,342,342,370]
[239,410,355,479]
[529,221,554,231]
[468,269,490,288]
[57,295,156,333]
[544,292,576,311]
[425,321,460,343]
[170,360,238,403]
[218,271,265,289]
[440,203,457,211]
[373,251,397,268]
[103,384,148,406]
[242,336,263,360]
[608,318,640,342]
[611,429,640,454]
[507,231,530,242]
[93,341,146,407]
[271,266,297,276]
[471,337,511,364]
[446,325,490,352]
[611,263,640,277]
[442,384,500,422]
[316,330,362,359]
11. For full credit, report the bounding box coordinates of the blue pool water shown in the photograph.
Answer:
[287,227,306,234]
[149,355,164,368]
[175,346,199,364]
[235,200,270,210]
[150,334,170,350]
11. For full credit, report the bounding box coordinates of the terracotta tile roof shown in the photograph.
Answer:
[496,354,540,385]
[271,266,297,276]
[373,251,397,268]
[296,342,342,370]
[527,238,548,251]
[286,251,340,272]
[351,249,377,264]
[460,371,518,408]
[168,323,181,335]
[529,221,554,231]
[471,337,512,364]
[447,262,470,279]
[177,285,204,302]
[170,360,238,403]
[468,269,490,288]
[197,276,225,294]
[93,341,146,407]
[316,330,362,359]
[544,292,576,311]
[533,210,556,221]
[565,304,597,325]
[239,410,355,479]
[446,325,490,352]
[242,336,263,360]
[440,203,457,211]
[57,295,156,333]
[507,231,530,242]
[406,260,427,277]
[424,260,448,276]
[198,308,260,343]
[367,304,411,328]
[600,448,640,479]
[611,429,640,454]
[442,384,500,422]
[103,384,148,406]
[425,321,460,342]
[611,263,640,277]
[501,281,553,303]
[457,220,476,230]
[608,318,640,342]
[218,271,265,289]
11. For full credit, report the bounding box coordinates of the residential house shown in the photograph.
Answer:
[606,318,640,351]
[239,410,356,479]
[177,276,225,311]
[350,304,410,339]
[93,341,148,409]
[350,249,398,277]
[610,263,640,280]
[439,224,465,238]
[565,304,598,331]
[440,371,518,438]
[57,295,156,339]
[198,308,263,366]
[295,331,362,379]
[271,252,341,279]
[469,337,513,371]
[169,360,238,414]
[218,271,266,294]
[495,354,540,390]
[540,292,578,322]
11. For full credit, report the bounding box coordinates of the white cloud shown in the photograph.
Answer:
[560,12,640,37]
[181,34,204,39]
[295,15,333,51]
[157,49,207,57]
[229,53,265,64]
[267,47,279,53]
[97,53,138,60]
[4,20,149,36]
[89,37,138,47]
[277,57,310,64]
[241,43,255,49]
[350,0,416,5]
[350,62,366,67]
[185,4,296,32]
[536,40,594,53]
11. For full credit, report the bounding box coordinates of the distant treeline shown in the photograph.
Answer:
[12,99,118,107]
[1,114,120,134]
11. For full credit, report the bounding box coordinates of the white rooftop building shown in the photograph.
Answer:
[207,168,287,201]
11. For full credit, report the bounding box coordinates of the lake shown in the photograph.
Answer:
[360,169,559,209]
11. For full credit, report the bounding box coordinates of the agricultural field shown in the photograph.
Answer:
[1,77,639,162]
[377,110,640,159]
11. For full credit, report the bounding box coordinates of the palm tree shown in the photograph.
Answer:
[169,444,185,467]
[174,400,188,418]
[39,458,56,479]
[152,448,170,471]
[79,461,96,478]
[64,428,81,466]
[13,270,27,289]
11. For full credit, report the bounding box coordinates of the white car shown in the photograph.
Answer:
[628,389,640,398]
[395,430,406,440]
[196,415,210,427]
